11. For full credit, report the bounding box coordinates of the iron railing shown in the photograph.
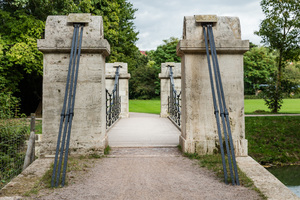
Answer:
[168,66,181,127]
[106,66,121,129]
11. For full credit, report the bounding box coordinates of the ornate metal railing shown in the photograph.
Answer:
[106,66,121,129]
[168,66,181,127]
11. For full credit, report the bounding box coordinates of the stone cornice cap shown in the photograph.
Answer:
[38,14,110,57]
[67,13,91,25]
[177,39,249,56]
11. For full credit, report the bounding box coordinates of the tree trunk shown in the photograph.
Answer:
[274,49,284,113]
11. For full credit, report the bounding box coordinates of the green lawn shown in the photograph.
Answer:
[129,99,300,114]
[245,116,300,166]
[129,100,161,114]
[244,99,300,114]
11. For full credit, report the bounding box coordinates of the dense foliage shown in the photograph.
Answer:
[255,0,300,112]
[0,0,140,113]
[129,37,181,99]
[244,46,276,95]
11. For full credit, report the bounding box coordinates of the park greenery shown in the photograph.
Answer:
[255,0,300,112]
[0,0,299,114]
[246,116,300,166]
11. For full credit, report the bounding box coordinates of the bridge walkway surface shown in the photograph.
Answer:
[108,112,180,147]
[37,113,261,200]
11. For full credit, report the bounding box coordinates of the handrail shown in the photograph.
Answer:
[106,66,121,129]
[168,66,181,127]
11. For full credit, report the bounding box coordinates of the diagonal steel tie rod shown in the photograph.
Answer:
[202,24,240,185]
[51,23,84,187]
[61,24,84,187]
[207,24,240,185]
[202,25,228,184]
[206,25,235,185]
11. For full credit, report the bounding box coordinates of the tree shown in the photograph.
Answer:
[244,46,276,95]
[0,0,139,114]
[281,63,300,96]
[147,37,181,65]
[144,37,181,98]
[0,9,44,114]
[255,0,300,112]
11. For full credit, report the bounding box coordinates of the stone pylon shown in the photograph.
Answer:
[159,62,181,118]
[37,13,110,156]
[177,15,249,156]
[105,62,130,118]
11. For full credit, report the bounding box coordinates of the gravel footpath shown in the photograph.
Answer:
[38,148,261,200]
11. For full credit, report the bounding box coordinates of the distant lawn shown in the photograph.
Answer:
[129,99,300,115]
[245,116,300,165]
[244,99,300,114]
[129,100,160,114]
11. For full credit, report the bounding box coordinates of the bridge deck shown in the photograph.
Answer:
[108,112,180,147]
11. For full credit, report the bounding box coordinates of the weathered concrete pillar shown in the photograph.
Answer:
[105,62,130,118]
[37,13,110,156]
[177,15,249,156]
[159,63,181,118]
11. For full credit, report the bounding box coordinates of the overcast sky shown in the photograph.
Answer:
[128,0,265,51]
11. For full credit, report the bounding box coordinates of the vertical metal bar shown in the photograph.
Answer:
[106,89,108,129]
[109,93,111,125]
[203,25,228,184]
[61,24,84,187]
[208,25,240,185]
[51,25,78,187]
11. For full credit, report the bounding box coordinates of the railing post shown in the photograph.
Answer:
[23,113,36,171]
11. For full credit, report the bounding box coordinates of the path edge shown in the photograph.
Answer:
[237,156,299,200]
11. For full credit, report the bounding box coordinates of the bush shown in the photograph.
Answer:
[0,92,20,119]
[263,82,284,113]
[0,76,21,119]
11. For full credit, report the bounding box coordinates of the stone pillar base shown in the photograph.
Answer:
[37,135,108,157]
[180,136,248,156]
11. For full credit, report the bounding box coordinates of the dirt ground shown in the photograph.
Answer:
[29,147,262,200]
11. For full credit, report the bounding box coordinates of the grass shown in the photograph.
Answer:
[128,99,300,115]
[183,152,267,199]
[35,120,42,134]
[244,99,300,114]
[23,155,99,197]
[129,99,160,114]
[245,116,300,166]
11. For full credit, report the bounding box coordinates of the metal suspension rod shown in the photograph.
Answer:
[112,66,120,93]
[202,25,228,184]
[207,25,235,185]
[169,66,177,93]
[208,25,240,185]
[55,24,80,187]
[51,24,79,187]
[61,24,84,186]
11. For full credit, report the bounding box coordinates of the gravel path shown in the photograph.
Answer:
[39,148,261,200]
